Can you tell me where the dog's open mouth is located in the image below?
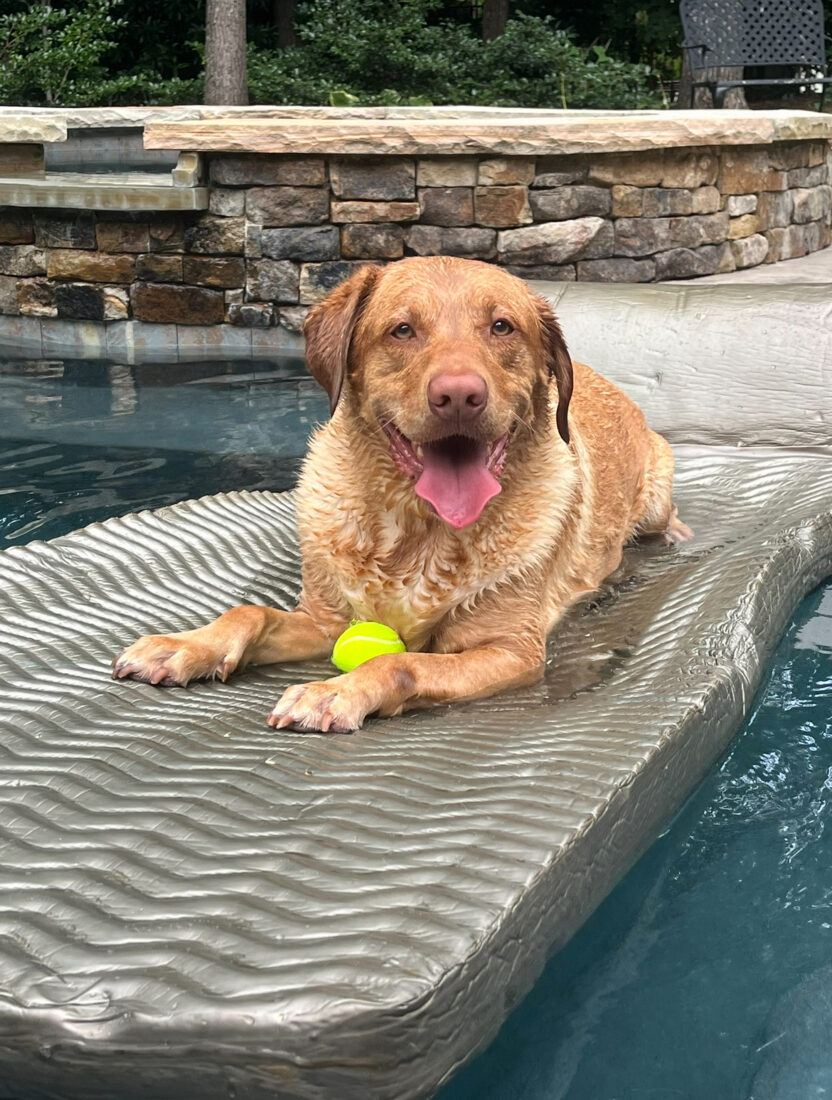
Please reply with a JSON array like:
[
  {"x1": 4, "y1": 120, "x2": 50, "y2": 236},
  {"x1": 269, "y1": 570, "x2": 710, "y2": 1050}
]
[{"x1": 382, "y1": 423, "x2": 510, "y2": 529}]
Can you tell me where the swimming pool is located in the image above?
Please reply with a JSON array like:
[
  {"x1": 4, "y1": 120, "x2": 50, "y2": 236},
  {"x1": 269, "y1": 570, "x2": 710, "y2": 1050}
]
[
  {"x1": 1, "y1": 357, "x2": 830, "y2": 1099},
  {"x1": 0, "y1": 356, "x2": 328, "y2": 548}
]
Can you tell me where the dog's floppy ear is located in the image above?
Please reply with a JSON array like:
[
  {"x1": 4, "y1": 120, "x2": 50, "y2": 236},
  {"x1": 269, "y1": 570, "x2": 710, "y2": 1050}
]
[
  {"x1": 534, "y1": 295, "x2": 573, "y2": 446},
  {"x1": 303, "y1": 264, "x2": 380, "y2": 414}
]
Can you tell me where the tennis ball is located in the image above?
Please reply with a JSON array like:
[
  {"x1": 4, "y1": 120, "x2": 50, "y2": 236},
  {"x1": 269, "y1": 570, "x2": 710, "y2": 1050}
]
[{"x1": 332, "y1": 621, "x2": 406, "y2": 672}]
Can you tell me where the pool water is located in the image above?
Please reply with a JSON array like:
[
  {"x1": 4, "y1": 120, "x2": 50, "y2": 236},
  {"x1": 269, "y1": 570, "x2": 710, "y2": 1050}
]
[
  {"x1": 2, "y1": 358, "x2": 831, "y2": 1099},
  {"x1": 438, "y1": 585, "x2": 832, "y2": 1100},
  {"x1": 0, "y1": 356, "x2": 328, "y2": 548}
]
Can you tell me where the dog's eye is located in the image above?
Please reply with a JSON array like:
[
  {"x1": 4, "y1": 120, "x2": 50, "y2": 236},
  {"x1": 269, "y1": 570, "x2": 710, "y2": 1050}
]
[
  {"x1": 390, "y1": 322, "x2": 415, "y2": 340},
  {"x1": 491, "y1": 319, "x2": 514, "y2": 336}
]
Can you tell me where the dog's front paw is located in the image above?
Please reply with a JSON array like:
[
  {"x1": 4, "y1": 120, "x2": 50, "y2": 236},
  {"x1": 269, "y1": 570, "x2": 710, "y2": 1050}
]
[
  {"x1": 267, "y1": 677, "x2": 372, "y2": 733},
  {"x1": 664, "y1": 515, "x2": 694, "y2": 546},
  {"x1": 112, "y1": 633, "x2": 236, "y2": 687}
]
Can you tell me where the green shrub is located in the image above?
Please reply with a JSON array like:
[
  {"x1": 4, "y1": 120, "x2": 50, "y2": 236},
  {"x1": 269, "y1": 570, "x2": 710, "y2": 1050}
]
[
  {"x1": 0, "y1": 0, "x2": 124, "y2": 105},
  {"x1": 247, "y1": 2, "x2": 659, "y2": 109},
  {"x1": 477, "y1": 16, "x2": 657, "y2": 109},
  {"x1": 0, "y1": 0, "x2": 659, "y2": 109},
  {"x1": 79, "y1": 72, "x2": 203, "y2": 107},
  {"x1": 247, "y1": 0, "x2": 479, "y2": 106},
  {"x1": 0, "y1": 0, "x2": 201, "y2": 106}
]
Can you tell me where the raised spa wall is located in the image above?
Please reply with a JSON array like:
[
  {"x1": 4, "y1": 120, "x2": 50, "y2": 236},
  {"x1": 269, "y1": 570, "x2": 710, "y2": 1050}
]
[{"x1": 1, "y1": 108, "x2": 831, "y2": 355}]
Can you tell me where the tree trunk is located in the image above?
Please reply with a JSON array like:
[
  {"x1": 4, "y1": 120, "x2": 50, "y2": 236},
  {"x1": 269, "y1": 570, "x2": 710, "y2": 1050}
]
[
  {"x1": 204, "y1": 0, "x2": 248, "y2": 106},
  {"x1": 677, "y1": 50, "x2": 695, "y2": 108},
  {"x1": 274, "y1": 0, "x2": 297, "y2": 49},
  {"x1": 677, "y1": 50, "x2": 748, "y2": 108},
  {"x1": 482, "y1": 0, "x2": 509, "y2": 41}
]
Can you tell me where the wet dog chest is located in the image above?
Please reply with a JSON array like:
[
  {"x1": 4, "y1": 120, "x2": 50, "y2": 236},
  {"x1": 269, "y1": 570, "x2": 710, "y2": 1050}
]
[{"x1": 328, "y1": 527, "x2": 492, "y2": 645}]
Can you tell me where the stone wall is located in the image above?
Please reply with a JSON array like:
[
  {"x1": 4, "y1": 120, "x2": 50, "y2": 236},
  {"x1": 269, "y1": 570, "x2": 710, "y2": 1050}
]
[{"x1": 0, "y1": 140, "x2": 830, "y2": 338}]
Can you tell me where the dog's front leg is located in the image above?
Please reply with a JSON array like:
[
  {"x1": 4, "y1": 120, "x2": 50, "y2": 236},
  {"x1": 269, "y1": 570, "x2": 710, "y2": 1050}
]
[
  {"x1": 268, "y1": 642, "x2": 544, "y2": 733},
  {"x1": 113, "y1": 605, "x2": 335, "y2": 687}
]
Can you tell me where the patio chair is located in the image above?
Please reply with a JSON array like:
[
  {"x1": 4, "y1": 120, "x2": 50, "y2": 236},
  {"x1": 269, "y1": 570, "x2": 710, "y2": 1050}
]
[{"x1": 680, "y1": 0, "x2": 832, "y2": 108}]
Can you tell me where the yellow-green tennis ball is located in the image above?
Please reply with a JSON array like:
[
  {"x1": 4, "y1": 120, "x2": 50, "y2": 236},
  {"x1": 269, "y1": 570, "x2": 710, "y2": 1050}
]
[{"x1": 331, "y1": 621, "x2": 406, "y2": 672}]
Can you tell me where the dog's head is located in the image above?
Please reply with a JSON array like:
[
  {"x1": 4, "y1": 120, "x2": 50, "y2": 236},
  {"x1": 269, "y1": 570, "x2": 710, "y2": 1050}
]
[{"x1": 303, "y1": 256, "x2": 573, "y2": 529}]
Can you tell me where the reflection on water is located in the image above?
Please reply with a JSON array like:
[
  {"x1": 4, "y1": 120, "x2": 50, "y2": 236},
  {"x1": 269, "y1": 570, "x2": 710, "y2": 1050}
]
[
  {"x1": 437, "y1": 582, "x2": 832, "y2": 1100},
  {"x1": 0, "y1": 356, "x2": 327, "y2": 456},
  {"x1": 0, "y1": 439, "x2": 304, "y2": 547},
  {"x1": 0, "y1": 357, "x2": 327, "y2": 548}
]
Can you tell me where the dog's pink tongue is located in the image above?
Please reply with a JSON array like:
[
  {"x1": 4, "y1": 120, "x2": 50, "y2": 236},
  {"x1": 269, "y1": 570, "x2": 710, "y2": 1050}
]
[{"x1": 415, "y1": 441, "x2": 501, "y2": 528}]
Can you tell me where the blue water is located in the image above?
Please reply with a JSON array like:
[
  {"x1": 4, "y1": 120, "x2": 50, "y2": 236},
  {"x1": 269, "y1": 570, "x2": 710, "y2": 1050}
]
[
  {"x1": 0, "y1": 356, "x2": 329, "y2": 548},
  {"x1": 2, "y1": 357, "x2": 831, "y2": 1099},
  {"x1": 438, "y1": 586, "x2": 832, "y2": 1100}
]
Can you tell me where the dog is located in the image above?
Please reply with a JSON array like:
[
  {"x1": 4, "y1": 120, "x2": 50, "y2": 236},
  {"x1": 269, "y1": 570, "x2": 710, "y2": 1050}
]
[{"x1": 113, "y1": 256, "x2": 691, "y2": 732}]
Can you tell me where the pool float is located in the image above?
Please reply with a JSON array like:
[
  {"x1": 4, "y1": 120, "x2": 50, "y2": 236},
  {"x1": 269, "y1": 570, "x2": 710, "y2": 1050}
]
[{"x1": 0, "y1": 282, "x2": 830, "y2": 1099}]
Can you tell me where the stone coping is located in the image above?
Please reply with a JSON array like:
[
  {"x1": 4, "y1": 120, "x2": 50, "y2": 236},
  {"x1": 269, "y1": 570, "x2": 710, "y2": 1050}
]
[
  {"x1": 143, "y1": 110, "x2": 832, "y2": 157},
  {"x1": 0, "y1": 105, "x2": 637, "y2": 129},
  {"x1": 0, "y1": 114, "x2": 66, "y2": 143},
  {"x1": 2, "y1": 106, "x2": 828, "y2": 155},
  {"x1": 0, "y1": 171, "x2": 208, "y2": 212}
]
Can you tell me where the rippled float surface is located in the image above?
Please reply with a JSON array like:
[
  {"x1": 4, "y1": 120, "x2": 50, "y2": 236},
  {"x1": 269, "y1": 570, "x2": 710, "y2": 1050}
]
[{"x1": 439, "y1": 584, "x2": 832, "y2": 1100}]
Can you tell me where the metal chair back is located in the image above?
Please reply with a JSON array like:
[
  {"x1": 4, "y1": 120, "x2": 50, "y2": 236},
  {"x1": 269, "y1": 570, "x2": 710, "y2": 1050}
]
[{"x1": 680, "y1": 0, "x2": 829, "y2": 75}]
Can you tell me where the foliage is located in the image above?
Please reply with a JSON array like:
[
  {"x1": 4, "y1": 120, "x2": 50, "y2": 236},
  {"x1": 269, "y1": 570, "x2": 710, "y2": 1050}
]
[
  {"x1": 247, "y1": 3, "x2": 659, "y2": 109},
  {"x1": 0, "y1": 0, "x2": 661, "y2": 108},
  {"x1": 98, "y1": 0, "x2": 203, "y2": 81},
  {"x1": 522, "y1": 0, "x2": 683, "y2": 82},
  {"x1": 0, "y1": 0, "x2": 204, "y2": 105},
  {"x1": 0, "y1": 0, "x2": 124, "y2": 105},
  {"x1": 476, "y1": 14, "x2": 657, "y2": 108},
  {"x1": 247, "y1": 0, "x2": 479, "y2": 106}
]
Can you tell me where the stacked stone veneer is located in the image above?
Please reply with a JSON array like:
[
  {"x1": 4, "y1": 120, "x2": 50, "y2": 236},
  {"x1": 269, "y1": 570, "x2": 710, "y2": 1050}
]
[{"x1": 0, "y1": 140, "x2": 830, "y2": 332}]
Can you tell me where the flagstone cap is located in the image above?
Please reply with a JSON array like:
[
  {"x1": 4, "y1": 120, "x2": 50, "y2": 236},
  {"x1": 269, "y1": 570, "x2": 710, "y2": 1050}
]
[
  {"x1": 0, "y1": 113, "x2": 66, "y2": 144},
  {"x1": 142, "y1": 109, "x2": 832, "y2": 157}
]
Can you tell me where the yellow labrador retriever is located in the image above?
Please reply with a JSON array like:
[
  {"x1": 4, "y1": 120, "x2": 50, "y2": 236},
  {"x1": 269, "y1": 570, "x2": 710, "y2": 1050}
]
[{"x1": 113, "y1": 257, "x2": 690, "y2": 731}]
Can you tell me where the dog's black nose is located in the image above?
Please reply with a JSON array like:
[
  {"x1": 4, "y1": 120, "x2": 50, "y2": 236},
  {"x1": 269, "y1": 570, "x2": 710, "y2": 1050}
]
[{"x1": 427, "y1": 371, "x2": 488, "y2": 423}]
